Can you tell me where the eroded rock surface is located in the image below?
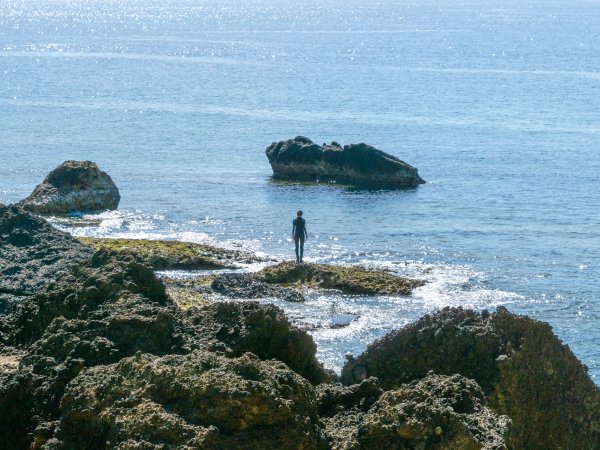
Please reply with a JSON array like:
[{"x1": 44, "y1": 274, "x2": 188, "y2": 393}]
[
  {"x1": 341, "y1": 307, "x2": 600, "y2": 449},
  {"x1": 18, "y1": 160, "x2": 120, "y2": 215},
  {"x1": 266, "y1": 136, "x2": 425, "y2": 188},
  {"x1": 345, "y1": 374, "x2": 512, "y2": 450},
  {"x1": 43, "y1": 351, "x2": 329, "y2": 450}
]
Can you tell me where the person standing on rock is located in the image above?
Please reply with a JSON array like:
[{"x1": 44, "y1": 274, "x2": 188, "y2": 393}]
[{"x1": 292, "y1": 210, "x2": 308, "y2": 263}]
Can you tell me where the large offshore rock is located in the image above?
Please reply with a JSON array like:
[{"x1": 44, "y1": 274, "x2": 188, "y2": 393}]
[
  {"x1": 265, "y1": 136, "x2": 425, "y2": 188},
  {"x1": 42, "y1": 351, "x2": 328, "y2": 450},
  {"x1": 18, "y1": 160, "x2": 120, "y2": 215},
  {"x1": 341, "y1": 307, "x2": 600, "y2": 449}
]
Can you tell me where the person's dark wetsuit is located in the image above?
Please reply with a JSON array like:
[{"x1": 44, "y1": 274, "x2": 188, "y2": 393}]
[{"x1": 292, "y1": 216, "x2": 308, "y2": 262}]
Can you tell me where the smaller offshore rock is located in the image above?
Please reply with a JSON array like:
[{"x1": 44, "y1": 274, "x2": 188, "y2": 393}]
[
  {"x1": 344, "y1": 374, "x2": 512, "y2": 450},
  {"x1": 43, "y1": 351, "x2": 329, "y2": 450},
  {"x1": 265, "y1": 136, "x2": 425, "y2": 188},
  {"x1": 211, "y1": 273, "x2": 305, "y2": 302},
  {"x1": 18, "y1": 160, "x2": 120, "y2": 215},
  {"x1": 257, "y1": 261, "x2": 425, "y2": 296}
]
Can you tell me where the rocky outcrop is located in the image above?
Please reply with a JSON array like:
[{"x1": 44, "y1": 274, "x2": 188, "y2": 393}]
[
  {"x1": 18, "y1": 160, "x2": 120, "y2": 215},
  {"x1": 43, "y1": 351, "x2": 329, "y2": 450},
  {"x1": 265, "y1": 136, "x2": 425, "y2": 188},
  {"x1": 2, "y1": 204, "x2": 599, "y2": 450},
  {"x1": 0, "y1": 205, "x2": 330, "y2": 448},
  {"x1": 79, "y1": 237, "x2": 267, "y2": 270},
  {"x1": 0, "y1": 204, "x2": 93, "y2": 314},
  {"x1": 341, "y1": 307, "x2": 600, "y2": 449},
  {"x1": 257, "y1": 261, "x2": 426, "y2": 296}
]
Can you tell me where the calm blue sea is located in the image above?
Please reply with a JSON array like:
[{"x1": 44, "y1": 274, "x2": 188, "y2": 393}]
[{"x1": 1, "y1": 0, "x2": 599, "y2": 379}]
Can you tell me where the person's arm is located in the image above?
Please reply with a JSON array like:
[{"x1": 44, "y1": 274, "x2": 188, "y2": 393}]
[
  {"x1": 292, "y1": 220, "x2": 296, "y2": 237},
  {"x1": 304, "y1": 220, "x2": 308, "y2": 239}
]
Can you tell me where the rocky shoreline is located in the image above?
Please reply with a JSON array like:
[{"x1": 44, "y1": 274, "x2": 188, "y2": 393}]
[{"x1": 1, "y1": 203, "x2": 599, "y2": 449}]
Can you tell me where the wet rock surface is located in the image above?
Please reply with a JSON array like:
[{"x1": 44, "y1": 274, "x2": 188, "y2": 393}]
[
  {"x1": 211, "y1": 272, "x2": 305, "y2": 302},
  {"x1": 341, "y1": 306, "x2": 600, "y2": 449},
  {"x1": 79, "y1": 237, "x2": 267, "y2": 270},
  {"x1": 257, "y1": 261, "x2": 426, "y2": 296},
  {"x1": 266, "y1": 136, "x2": 425, "y2": 188},
  {"x1": 18, "y1": 160, "x2": 120, "y2": 215}
]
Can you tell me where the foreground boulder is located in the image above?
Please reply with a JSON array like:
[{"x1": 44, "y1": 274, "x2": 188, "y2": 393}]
[
  {"x1": 344, "y1": 374, "x2": 511, "y2": 450},
  {"x1": 43, "y1": 351, "x2": 328, "y2": 450},
  {"x1": 265, "y1": 136, "x2": 425, "y2": 188},
  {"x1": 341, "y1": 307, "x2": 600, "y2": 449},
  {"x1": 18, "y1": 160, "x2": 120, "y2": 215},
  {"x1": 257, "y1": 261, "x2": 426, "y2": 296}
]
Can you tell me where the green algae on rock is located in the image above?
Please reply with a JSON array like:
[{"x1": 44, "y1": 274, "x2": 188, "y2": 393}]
[
  {"x1": 43, "y1": 351, "x2": 329, "y2": 450},
  {"x1": 78, "y1": 236, "x2": 265, "y2": 270},
  {"x1": 256, "y1": 261, "x2": 426, "y2": 296},
  {"x1": 341, "y1": 307, "x2": 600, "y2": 449}
]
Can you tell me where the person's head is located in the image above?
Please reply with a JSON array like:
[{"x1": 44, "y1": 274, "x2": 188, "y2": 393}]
[{"x1": 297, "y1": 210, "x2": 303, "y2": 217}]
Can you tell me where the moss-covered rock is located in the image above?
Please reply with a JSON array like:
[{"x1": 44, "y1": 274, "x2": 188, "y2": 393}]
[
  {"x1": 43, "y1": 351, "x2": 329, "y2": 450},
  {"x1": 256, "y1": 261, "x2": 425, "y2": 296},
  {"x1": 341, "y1": 307, "x2": 600, "y2": 449},
  {"x1": 78, "y1": 237, "x2": 265, "y2": 270}
]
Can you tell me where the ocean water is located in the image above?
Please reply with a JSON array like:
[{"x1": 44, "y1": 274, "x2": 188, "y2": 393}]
[{"x1": 1, "y1": 0, "x2": 599, "y2": 379}]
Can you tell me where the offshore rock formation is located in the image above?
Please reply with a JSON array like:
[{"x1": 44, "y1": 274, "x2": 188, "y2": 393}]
[
  {"x1": 265, "y1": 136, "x2": 425, "y2": 188},
  {"x1": 341, "y1": 307, "x2": 600, "y2": 449},
  {"x1": 18, "y1": 160, "x2": 120, "y2": 215},
  {"x1": 79, "y1": 237, "x2": 267, "y2": 270}
]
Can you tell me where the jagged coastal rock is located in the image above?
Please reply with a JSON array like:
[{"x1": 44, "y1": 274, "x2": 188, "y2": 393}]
[
  {"x1": 341, "y1": 306, "x2": 600, "y2": 449},
  {"x1": 1, "y1": 204, "x2": 599, "y2": 449},
  {"x1": 265, "y1": 136, "x2": 425, "y2": 188},
  {"x1": 18, "y1": 160, "x2": 120, "y2": 215}
]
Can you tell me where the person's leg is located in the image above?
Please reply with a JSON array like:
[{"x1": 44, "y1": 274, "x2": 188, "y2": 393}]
[
  {"x1": 299, "y1": 237, "x2": 305, "y2": 262},
  {"x1": 294, "y1": 237, "x2": 300, "y2": 262}
]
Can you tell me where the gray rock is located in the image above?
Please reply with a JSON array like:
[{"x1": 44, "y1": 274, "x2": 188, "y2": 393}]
[
  {"x1": 18, "y1": 160, "x2": 120, "y2": 215},
  {"x1": 265, "y1": 136, "x2": 425, "y2": 188},
  {"x1": 211, "y1": 272, "x2": 305, "y2": 302}
]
